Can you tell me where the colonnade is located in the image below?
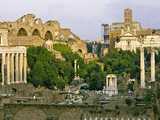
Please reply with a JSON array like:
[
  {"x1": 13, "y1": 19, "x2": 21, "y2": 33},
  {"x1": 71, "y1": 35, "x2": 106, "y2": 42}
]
[
  {"x1": 83, "y1": 116, "x2": 150, "y2": 120},
  {"x1": 140, "y1": 47, "x2": 155, "y2": 88},
  {"x1": 1, "y1": 51, "x2": 27, "y2": 85}
]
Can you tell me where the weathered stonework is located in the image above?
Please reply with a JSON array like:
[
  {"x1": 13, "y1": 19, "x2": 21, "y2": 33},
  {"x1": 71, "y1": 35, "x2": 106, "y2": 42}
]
[
  {"x1": 2, "y1": 104, "x2": 153, "y2": 120},
  {"x1": 0, "y1": 14, "x2": 87, "y2": 55}
]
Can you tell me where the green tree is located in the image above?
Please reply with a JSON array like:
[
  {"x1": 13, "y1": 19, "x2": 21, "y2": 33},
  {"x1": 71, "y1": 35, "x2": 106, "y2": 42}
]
[
  {"x1": 27, "y1": 45, "x2": 106, "y2": 90},
  {"x1": 27, "y1": 47, "x2": 65, "y2": 89},
  {"x1": 80, "y1": 62, "x2": 105, "y2": 90},
  {"x1": 102, "y1": 49, "x2": 139, "y2": 79},
  {"x1": 53, "y1": 44, "x2": 84, "y2": 83}
]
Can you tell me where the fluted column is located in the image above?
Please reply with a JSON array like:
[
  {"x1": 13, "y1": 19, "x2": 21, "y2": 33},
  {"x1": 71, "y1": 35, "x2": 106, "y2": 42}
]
[
  {"x1": 74, "y1": 59, "x2": 77, "y2": 77},
  {"x1": 23, "y1": 53, "x2": 27, "y2": 83},
  {"x1": 7, "y1": 53, "x2": 10, "y2": 85},
  {"x1": 15, "y1": 53, "x2": 19, "y2": 83},
  {"x1": 19, "y1": 53, "x2": 23, "y2": 83},
  {"x1": 151, "y1": 48, "x2": 155, "y2": 82},
  {"x1": 10, "y1": 53, "x2": 15, "y2": 84},
  {"x1": 140, "y1": 47, "x2": 145, "y2": 88},
  {"x1": 1, "y1": 53, "x2": 6, "y2": 85}
]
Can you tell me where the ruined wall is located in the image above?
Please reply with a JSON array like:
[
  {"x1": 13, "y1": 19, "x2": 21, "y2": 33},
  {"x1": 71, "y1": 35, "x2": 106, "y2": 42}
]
[
  {"x1": 0, "y1": 14, "x2": 87, "y2": 55},
  {"x1": 2, "y1": 104, "x2": 153, "y2": 120}
]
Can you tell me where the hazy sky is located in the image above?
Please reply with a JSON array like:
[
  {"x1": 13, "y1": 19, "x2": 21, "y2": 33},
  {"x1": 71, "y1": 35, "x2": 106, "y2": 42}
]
[{"x1": 0, "y1": 0, "x2": 160, "y2": 40}]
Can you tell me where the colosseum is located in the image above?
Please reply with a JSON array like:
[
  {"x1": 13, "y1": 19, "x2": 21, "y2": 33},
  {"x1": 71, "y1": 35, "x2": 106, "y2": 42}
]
[{"x1": 0, "y1": 14, "x2": 87, "y2": 54}]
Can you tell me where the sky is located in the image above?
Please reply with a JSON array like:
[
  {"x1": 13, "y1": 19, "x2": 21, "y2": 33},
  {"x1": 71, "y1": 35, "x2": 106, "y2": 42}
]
[{"x1": 0, "y1": 0, "x2": 160, "y2": 40}]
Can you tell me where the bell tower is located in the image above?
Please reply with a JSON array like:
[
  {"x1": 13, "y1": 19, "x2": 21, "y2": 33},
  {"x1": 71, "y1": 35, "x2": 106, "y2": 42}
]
[{"x1": 124, "y1": 8, "x2": 133, "y2": 24}]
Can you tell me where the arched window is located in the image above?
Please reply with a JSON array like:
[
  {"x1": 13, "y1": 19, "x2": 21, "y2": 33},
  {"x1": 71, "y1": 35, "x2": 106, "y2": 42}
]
[
  {"x1": 17, "y1": 28, "x2": 28, "y2": 36},
  {"x1": 45, "y1": 31, "x2": 53, "y2": 40},
  {"x1": 32, "y1": 29, "x2": 40, "y2": 37}
]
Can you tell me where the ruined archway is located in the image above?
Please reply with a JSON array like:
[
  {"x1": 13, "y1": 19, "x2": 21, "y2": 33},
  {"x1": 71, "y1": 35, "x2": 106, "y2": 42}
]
[
  {"x1": 17, "y1": 28, "x2": 28, "y2": 36},
  {"x1": 32, "y1": 29, "x2": 41, "y2": 37},
  {"x1": 45, "y1": 31, "x2": 53, "y2": 40}
]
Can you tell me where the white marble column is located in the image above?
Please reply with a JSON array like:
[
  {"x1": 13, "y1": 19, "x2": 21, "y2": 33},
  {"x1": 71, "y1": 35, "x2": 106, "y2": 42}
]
[
  {"x1": 15, "y1": 53, "x2": 19, "y2": 83},
  {"x1": 140, "y1": 47, "x2": 145, "y2": 88},
  {"x1": 23, "y1": 53, "x2": 27, "y2": 83},
  {"x1": 10, "y1": 53, "x2": 15, "y2": 84},
  {"x1": 151, "y1": 48, "x2": 155, "y2": 82},
  {"x1": 74, "y1": 59, "x2": 77, "y2": 77},
  {"x1": 19, "y1": 53, "x2": 23, "y2": 83},
  {"x1": 1, "y1": 53, "x2": 6, "y2": 85},
  {"x1": 7, "y1": 53, "x2": 10, "y2": 85}
]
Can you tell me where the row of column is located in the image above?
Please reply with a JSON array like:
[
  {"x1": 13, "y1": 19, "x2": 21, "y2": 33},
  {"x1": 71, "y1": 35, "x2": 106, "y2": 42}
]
[
  {"x1": 140, "y1": 47, "x2": 155, "y2": 88},
  {"x1": 83, "y1": 116, "x2": 149, "y2": 120},
  {"x1": 1, "y1": 53, "x2": 27, "y2": 85}
]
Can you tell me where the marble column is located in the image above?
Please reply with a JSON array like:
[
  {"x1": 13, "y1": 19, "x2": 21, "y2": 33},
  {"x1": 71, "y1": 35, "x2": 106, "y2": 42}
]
[
  {"x1": 140, "y1": 47, "x2": 145, "y2": 88},
  {"x1": 19, "y1": 53, "x2": 23, "y2": 83},
  {"x1": 7, "y1": 53, "x2": 10, "y2": 85},
  {"x1": 15, "y1": 53, "x2": 19, "y2": 83},
  {"x1": 10, "y1": 53, "x2": 15, "y2": 84},
  {"x1": 1, "y1": 53, "x2": 6, "y2": 85},
  {"x1": 151, "y1": 48, "x2": 155, "y2": 82},
  {"x1": 74, "y1": 59, "x2": 77, "y2": 77},
  {"x1": 23, "y1": 53, "x2": 27, "y2": 83}
]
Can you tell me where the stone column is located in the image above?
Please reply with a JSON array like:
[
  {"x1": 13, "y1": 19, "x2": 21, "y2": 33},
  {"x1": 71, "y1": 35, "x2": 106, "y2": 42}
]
[
  {"x1": 7, "y1": 53, "x2": 10, "y2": 85},
  {"x1": 74, "y1": 59, "x2": 77, "y2": 77},
  {"x1": 140, "y1": 47, "x2": 145, "y2": 88},
  {"x1": 151, "y1": 48, "x2": 155, "y2": 82},
  {"x1": 23, "y1": 53, "x2": 27, "y2": 83},
  {"x1": 19, "y1": 53, "x2": 23, "y2": 83},
  {"x1": 15, "y1": 53, "x2": 19, "y2": 83},
  {"x1": 1, "y1": 53, "x2": 6, "y2": 85},
  {"x1": 114, "y1": 77, "x2": 117, "y2": 89},
  {"x1": 115, "y1": 77, "x2": 118, "y2": 94},
  {"x1": 10, "y1": 53, "x2": 15, "y2": 84}
]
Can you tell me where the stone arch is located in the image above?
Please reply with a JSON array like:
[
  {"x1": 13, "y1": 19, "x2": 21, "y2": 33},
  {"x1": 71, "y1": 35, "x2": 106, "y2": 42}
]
[
  {"x1": 17, "y1": 28, "x2": 28, "y2": 36},
  {"x1": 13, "y1": 107, "x2": 47, "y2": 120},
  {"x1": 45, "y1": 31, "x2": 53, "y2": 40},
  {"x1": 32, "y1": 29, "x2": 41, "y2": 37}
]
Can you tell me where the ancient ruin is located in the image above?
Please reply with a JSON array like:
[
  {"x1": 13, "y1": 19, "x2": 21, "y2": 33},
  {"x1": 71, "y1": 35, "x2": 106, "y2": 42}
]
[{"x1": 0, "y1": 14, "x2": 87, "y2": 55}]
